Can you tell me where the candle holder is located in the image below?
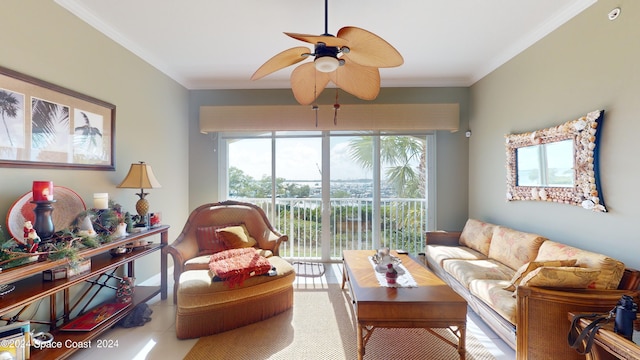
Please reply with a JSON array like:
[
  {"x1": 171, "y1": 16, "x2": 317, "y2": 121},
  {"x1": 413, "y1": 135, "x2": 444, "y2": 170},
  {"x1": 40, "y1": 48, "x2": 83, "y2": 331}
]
[{"x1": 31, "y1": 200, "x2": 57, "y2": 242}]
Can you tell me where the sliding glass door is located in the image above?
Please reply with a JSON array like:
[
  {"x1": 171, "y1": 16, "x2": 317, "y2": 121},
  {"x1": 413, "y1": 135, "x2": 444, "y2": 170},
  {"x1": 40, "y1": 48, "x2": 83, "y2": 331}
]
[{"x1": 221, "y1": 131, "x2": 434, "y2": 261}]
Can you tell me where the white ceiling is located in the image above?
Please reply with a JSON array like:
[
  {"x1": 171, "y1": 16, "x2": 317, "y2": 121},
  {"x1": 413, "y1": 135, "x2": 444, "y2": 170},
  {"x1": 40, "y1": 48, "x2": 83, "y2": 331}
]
[{"x1": 55, "y1": 0, "x2": 596, "y2": 90}]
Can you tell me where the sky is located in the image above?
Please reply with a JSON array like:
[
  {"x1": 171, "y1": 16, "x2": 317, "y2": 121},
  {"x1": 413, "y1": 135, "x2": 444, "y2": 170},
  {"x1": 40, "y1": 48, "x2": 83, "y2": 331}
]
[{"x1": 228, "y1": 136, "x2": 371, "y2": 181}]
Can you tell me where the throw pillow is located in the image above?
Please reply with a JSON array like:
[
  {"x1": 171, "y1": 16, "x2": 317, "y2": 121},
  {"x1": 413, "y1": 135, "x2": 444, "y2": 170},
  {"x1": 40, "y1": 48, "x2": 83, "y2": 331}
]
[
  {"x1": 216, "y1": 224, "x2": 257, "y2": 249},
  {"x1": 504, "y1": 259, "x2": 577, "y2": 291},
  {"x1": 196, "y1": 225, "x2": 232, "y2": 255},
  {"x1": 519, "y1": 266, "x2": 600, "y2": 288}
]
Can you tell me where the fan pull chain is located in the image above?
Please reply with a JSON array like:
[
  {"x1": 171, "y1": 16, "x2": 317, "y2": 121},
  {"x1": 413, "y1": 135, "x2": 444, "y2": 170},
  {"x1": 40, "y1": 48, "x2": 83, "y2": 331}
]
[
  {"x1": 333, "y1": 89, "x2": 340, "y2": 125},
  {"x1": 312, "y1": 104, "x2": 319, "y2": 127},
  {"x1": 312, "y1": 71, "x2": 319, "y2": 127}
]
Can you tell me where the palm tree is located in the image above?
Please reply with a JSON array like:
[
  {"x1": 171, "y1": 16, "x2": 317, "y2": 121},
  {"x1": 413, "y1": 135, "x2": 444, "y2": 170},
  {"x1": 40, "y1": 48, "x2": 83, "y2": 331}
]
[
  {"x1": 31, "y1": 98, "x2": 69, "y2": 149},
  {"x1": 347, "y1": 136, "x2": 426, "y2": 198},
  {"x1": 74, "y1": 111, "x2": 103, "y2": 154},
  {"x1": 0, "y1": 90, "x2": 19, "y2": 147}
]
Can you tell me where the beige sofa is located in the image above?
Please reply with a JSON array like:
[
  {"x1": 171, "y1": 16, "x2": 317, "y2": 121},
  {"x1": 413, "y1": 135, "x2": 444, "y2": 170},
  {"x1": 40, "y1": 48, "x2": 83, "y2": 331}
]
[
  {"x1": 425, "y1": 219, "x2": 638, "y2": 360},
  {"x1": 167, "y1": 201, "x2": 296, "y2": 339}
]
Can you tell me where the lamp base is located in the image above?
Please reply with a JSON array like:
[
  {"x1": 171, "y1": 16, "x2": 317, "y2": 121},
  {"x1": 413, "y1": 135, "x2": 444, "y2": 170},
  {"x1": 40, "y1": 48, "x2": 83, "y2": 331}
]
[
  {"x1": 134, "y1": 197, "x2": 149, "y2": 228},
  {"x1": 135, "y1": 198, "x2": 149, "y2": 218}
]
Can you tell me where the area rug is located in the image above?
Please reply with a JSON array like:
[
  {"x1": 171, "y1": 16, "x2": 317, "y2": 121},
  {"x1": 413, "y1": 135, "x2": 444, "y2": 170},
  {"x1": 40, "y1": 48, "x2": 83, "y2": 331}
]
[{"x1": 184, "y1": 284, "x2": 496, "y2": 360}]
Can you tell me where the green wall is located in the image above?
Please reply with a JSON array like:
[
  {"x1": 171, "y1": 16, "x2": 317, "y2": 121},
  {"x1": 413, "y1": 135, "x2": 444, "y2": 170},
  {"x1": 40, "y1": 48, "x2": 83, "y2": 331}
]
[
  {"x1": 469, "y1": 0, "x2": 640, "y2": 269},
  {"x1": 0, "y1": 0, "x2": 190, "y2": 282},
  {"x1": 188, "y1": 87, "x2": 470, "y2": 231}
]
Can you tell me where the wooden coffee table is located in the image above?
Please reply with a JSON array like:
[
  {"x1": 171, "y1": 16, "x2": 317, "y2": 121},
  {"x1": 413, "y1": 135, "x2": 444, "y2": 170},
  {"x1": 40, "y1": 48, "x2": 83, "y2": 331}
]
[{"x1": 341, "y1": 250, "x2": 467, "y2": 359}]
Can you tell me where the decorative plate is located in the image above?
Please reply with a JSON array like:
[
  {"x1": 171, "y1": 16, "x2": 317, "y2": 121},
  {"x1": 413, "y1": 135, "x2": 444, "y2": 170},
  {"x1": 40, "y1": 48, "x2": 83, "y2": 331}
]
[{"x1": 6, "y1": 186, "x2": 87, "y2": 243}]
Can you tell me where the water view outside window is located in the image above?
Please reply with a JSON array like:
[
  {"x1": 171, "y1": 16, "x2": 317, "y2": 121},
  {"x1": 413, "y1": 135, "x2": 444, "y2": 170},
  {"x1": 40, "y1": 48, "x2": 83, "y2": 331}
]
[
  {"x1": 516, "y1": 139, "x2": 573, "y2": 187},
  {"x1": 224, "y1": 132, "x2": 430, "y2": 261}
]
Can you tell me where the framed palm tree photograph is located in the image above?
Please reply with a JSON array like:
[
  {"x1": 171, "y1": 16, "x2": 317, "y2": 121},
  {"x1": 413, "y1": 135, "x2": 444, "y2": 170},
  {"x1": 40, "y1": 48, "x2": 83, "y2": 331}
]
[{"x1": 0, "y1": 66, "x2": 115, "y2": 170}]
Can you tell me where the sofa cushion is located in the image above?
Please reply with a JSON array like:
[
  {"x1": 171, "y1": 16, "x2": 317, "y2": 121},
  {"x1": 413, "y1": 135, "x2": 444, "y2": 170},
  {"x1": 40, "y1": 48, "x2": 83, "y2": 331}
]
[
  {"x1": 534, "y1": 240, "x2": 625, "y2": 290},
  {"x1": 468, "y1": 279, "x2": 516, "y2": 325},
  {"x1": 488, "y1": 226, "x2": 547, "y2": 270},
  {"x1": 459, "y1": 219, "x2": 495, "y2": 256},
  {"x1": 504, "y1": 259, "x2": 578, "y2": 291},
  {"x1": 442, "y1": 259, "x2": 515, "y2": 288},
  {"x1": 425, "y1": 244, "x2": 487, "y2": 267},
  {"x1": 519, "y1": 266, "x2": 601, "y2": 289},
  {"x1": 216, "y1": 224, "x2": 258, "y2": 249},
  {"x1": 196, "y1": 225, "x2": 230, "y2": 255}
]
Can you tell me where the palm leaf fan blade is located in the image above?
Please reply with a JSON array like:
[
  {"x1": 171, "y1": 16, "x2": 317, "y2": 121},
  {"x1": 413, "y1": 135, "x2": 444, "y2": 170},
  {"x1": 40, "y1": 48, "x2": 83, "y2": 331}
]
[
  {"x1": 284, "y1": 32, "x2": 348, "y2": 47},
  {"x1": 251, "y1": 46, "x2": 311, "y2": 80},
  {"x1": 337, "y1": 26, "x2": 403, "y2": 68},
  {"x1": 291, "y1": 62, "x2": 330, "y2": 105},
  {"x1": 330, "y1": 61, "x2": 380, "y2": 100}
]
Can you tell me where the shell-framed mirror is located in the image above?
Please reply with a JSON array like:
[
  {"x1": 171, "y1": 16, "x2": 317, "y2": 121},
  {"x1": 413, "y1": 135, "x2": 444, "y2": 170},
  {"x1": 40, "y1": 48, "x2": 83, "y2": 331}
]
[{"x1": 505, "y1": 110, "x2": 606, "y2": 212}]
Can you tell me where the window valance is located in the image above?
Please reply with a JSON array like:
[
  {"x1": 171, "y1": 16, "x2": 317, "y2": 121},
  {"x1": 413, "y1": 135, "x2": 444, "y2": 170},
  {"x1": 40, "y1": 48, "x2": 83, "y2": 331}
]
[{"x1": 199, "y1": 103, "x2": 459, "y2": 133}]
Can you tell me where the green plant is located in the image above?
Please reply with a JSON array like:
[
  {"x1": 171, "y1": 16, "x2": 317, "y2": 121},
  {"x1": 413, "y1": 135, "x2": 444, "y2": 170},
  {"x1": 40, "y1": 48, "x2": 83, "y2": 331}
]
[{"x1": 47, "y1": 242, "x2": 81, "y2": 267}]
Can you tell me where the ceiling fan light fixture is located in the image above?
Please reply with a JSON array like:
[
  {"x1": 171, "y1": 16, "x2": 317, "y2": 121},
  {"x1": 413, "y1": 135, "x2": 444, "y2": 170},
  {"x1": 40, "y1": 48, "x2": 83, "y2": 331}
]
[{"x1": 315, "y1": 56, "x2": 339, "y2": 72}]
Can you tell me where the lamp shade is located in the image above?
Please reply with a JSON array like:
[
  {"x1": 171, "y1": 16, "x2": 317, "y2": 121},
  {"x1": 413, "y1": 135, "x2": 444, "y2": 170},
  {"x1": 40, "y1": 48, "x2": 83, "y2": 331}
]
[{"x1": 117, "y1": 162, "x2": 161, "y2": 189}]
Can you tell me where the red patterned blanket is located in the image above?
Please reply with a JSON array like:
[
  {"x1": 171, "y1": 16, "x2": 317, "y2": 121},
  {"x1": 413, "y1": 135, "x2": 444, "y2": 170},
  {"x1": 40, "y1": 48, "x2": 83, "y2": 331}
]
[{"x1": 209, "y1": 248, "x2": 271, "y2": 287}]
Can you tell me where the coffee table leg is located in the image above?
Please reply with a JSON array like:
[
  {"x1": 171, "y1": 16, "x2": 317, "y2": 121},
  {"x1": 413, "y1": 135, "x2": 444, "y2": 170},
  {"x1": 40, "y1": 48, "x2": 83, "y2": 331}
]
[
  {"x1": 357, "y1": 324, "x2": 364, "y2": 360},
  {"x1": 341, "y1": 264, "x2": 347, "y2": 289},
  {"x1": 458, "y1": 325, "x2": 466, "y2": 360}
]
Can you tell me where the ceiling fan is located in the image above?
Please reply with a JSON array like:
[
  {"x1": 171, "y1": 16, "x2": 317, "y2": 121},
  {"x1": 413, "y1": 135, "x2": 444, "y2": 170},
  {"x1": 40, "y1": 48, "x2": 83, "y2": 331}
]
[{"x1": 250, "y1": 0, "x2": 404, "y2": 105}]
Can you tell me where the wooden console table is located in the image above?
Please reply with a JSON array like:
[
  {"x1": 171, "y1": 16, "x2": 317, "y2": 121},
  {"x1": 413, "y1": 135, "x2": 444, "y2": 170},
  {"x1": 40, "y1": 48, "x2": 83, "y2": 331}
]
[
  {"x1": 570, "y1": 312, "x2": 640, "y2": 360},
  {"x1": 0, "y1": 225, "x2": 169, "y2": 360}
]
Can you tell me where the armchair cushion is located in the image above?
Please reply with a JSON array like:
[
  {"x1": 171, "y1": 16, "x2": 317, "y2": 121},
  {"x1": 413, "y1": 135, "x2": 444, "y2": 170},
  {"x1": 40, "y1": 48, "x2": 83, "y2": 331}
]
[{"x1": 216, "y1": 224, "x2": 257, "y2": 249}]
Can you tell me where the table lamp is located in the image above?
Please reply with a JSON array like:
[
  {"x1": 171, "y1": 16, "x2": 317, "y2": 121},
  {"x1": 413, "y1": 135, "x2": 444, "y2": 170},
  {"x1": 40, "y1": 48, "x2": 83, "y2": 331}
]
[{"x1": 117, "y1": 161, "x2": 161, "y2": 227}]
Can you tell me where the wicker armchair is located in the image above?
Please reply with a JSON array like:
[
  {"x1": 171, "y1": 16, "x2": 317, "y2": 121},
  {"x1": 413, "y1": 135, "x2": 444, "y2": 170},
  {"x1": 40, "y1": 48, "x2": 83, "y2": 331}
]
[{"x1": 167, "y1": 200, "x2": 288, "y2": 303}]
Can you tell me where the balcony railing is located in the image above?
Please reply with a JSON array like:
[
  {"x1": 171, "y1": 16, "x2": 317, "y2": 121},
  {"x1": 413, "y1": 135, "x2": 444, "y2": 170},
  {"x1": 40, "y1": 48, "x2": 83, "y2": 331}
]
[{"x1": 237, "y1": 198, "x2": 428, "y2": 261}]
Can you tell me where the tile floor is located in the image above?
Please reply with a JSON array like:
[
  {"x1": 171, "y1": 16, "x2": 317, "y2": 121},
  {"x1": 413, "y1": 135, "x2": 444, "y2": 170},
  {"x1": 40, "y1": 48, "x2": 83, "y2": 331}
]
[{"x1": 68, "y1": 263, "x2": 516, "y2": 359}]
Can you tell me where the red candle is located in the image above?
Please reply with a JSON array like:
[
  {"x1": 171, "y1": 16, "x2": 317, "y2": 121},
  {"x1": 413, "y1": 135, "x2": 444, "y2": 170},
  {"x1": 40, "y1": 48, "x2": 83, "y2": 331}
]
[{"x1": 32, "y1": 181, "x2": 54, "y2": 201}]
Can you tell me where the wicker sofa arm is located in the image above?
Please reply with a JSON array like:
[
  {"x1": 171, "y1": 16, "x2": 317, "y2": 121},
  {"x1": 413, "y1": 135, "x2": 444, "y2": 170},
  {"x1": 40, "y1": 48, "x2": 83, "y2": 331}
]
[
  {"x1": 425, "y1": 231, "x2": 462, "y2": 246},
  {"x1": 516, "y1": 286, "x2": 639, "y2": 360}
]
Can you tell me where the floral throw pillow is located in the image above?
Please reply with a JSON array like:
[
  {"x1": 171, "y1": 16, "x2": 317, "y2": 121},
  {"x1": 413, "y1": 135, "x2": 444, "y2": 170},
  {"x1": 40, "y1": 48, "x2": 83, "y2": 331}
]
[
  {"x1": 504, "y1": 259, "x2": 577, "y2": 291},
  {"x1": 519, "y1": 266, "x2": 600, "y2": 289}
]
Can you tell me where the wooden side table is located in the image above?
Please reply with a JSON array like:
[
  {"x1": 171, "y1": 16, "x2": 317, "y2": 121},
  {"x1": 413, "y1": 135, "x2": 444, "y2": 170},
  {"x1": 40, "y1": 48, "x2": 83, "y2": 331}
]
[{"x1": 569, "y1": 312, "x2": 640, "y2": 360}]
